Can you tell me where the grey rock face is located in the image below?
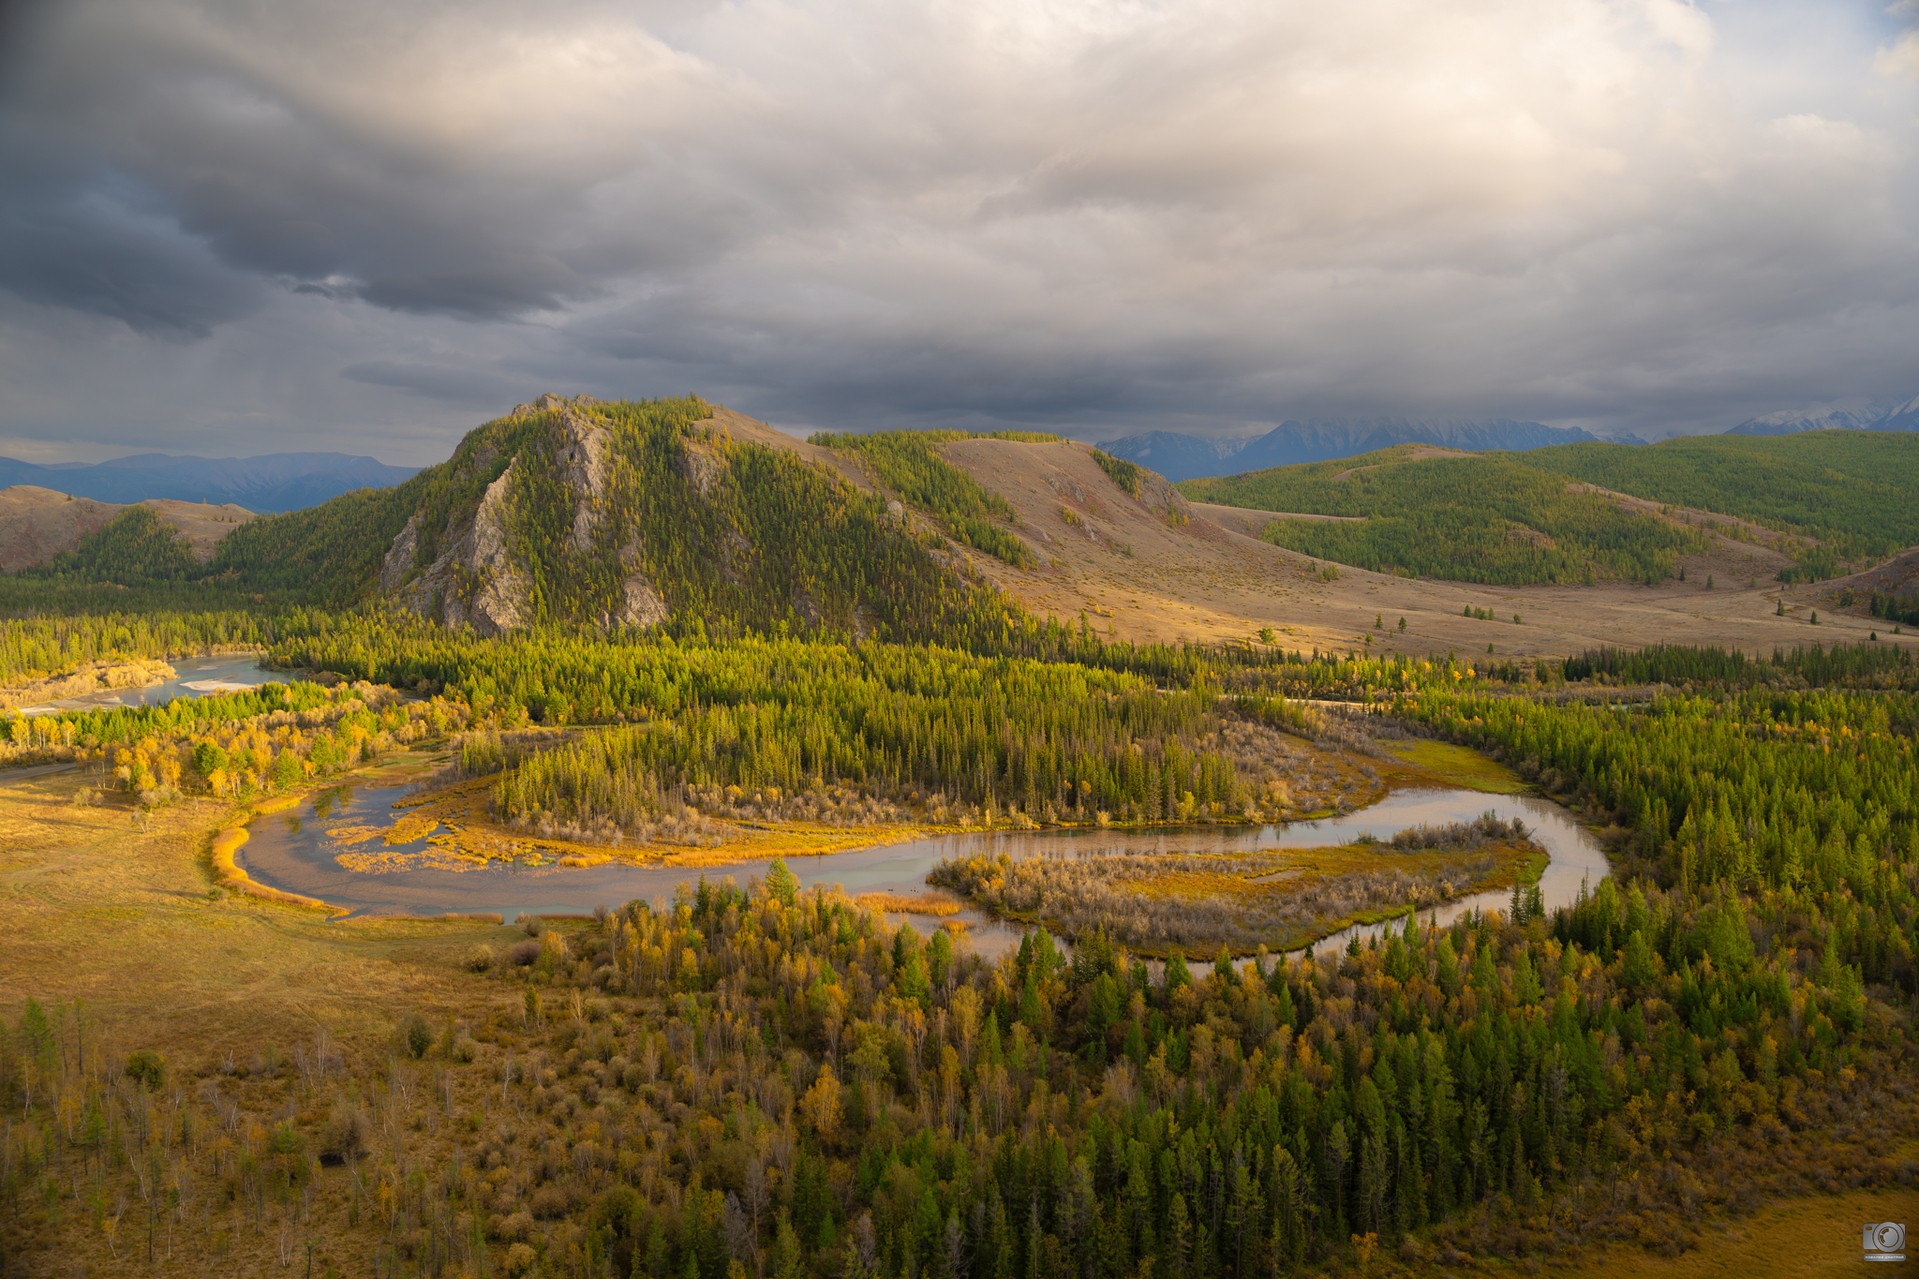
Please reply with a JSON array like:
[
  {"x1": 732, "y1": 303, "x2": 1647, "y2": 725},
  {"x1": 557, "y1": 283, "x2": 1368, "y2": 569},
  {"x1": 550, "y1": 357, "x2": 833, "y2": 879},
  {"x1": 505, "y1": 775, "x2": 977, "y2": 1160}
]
[
  {"x1": 378, "y1": 511, "x2": 422, "y2": 593},
  {"x1": 552, "y1": 408, "x2": 612, "y2": 554},
  {"x1": 382, "y1": 458, "x2": 529, "y2": 636},
  {"x1": 379, "y1": 400, "x2": 671, "y2": 635}
]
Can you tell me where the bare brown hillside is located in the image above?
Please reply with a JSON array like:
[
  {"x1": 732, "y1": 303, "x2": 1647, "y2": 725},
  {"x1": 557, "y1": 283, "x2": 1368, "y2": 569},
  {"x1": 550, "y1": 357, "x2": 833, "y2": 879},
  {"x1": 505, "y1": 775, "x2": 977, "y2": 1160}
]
[
  {"x1": 1824, "y1": 547, "x2": 1919, "y2": 616},
  {"x1": 921, "y1": 437, "x2": 1916, "y2": 659},
  {"x1": 0, "y1": 485, "x2": 254, "y2": 570},
  {"x1": 0, "y1": 487, "x2": 119, "y2": 570}
]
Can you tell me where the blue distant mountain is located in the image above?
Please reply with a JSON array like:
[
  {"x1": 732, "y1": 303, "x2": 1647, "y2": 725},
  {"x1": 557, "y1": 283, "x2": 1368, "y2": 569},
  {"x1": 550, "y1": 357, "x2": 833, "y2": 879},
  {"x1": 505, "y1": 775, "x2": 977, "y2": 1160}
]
[
  {"x1": 0, "y1": 451, "x2": 418, "y2": 513},
  {"x1": 1095, "y1": 417, "x2": 1603, "y2": 481},
  {"x1": 1726, "y1": 395, "x2": 1919, "y2": 436}
]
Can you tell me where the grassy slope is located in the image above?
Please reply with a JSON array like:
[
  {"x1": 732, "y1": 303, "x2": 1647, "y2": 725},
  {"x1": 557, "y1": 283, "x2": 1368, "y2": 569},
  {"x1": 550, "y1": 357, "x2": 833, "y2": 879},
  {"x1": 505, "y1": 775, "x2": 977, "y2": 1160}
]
[
  {"x1": 42, "y1": 506, "x2": 201, "y2": 582},
  {"x1": 811, "y1": 429, "x2": 1051, "y2": 567},
  {"x1": 1179, "y1": 432, "x2": 1919, "y2": 586},
  {"x1": 1180, "y1": 447, "x2": 1703, "y2": 585},
  {"x1": 1523, "y1": 431, "x2": 1919, "y2": 566}
]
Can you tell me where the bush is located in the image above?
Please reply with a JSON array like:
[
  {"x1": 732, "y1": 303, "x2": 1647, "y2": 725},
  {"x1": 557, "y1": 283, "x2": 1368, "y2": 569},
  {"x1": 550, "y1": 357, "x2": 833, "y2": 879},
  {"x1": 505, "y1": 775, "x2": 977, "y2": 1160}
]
[
  {"x1": 465, "y1": 944, "x2": 495, "y2": 972},
  {"x1": 401, "y1": 1012, "x2": 433, "y2": 1059},
  {"x1": 319, "y1": 1104, "x2": 369, "y2": 1166},
  {"x1": 125, "y1": 1049, "x2": 165, "y2": 1091}
]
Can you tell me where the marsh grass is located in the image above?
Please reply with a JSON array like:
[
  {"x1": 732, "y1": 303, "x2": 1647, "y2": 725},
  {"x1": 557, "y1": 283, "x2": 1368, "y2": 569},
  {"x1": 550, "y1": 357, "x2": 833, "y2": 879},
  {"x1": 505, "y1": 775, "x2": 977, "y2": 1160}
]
[
  {"x1": 1382, "y1": 737, "x2": 1531, "y2": 793},
  {"x1": 0, "y1": 765, "x2": 517, "y2": 1065},
  {"x1": 855, "y1": 891, "x2": 963, "y2": 917},
  {"x1": 930, "y1": 815, "x2": 1542, "y2": 956}
]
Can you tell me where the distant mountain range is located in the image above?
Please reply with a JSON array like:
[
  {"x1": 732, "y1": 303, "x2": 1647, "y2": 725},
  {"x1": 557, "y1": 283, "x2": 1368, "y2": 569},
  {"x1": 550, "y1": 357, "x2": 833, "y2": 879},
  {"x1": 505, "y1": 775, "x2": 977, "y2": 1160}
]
[
  {"x1": 1726, "y1": 395, "x2": 1919, "y2": 437},
  {"x1": 0, "y1": 452, "x2": 418, "y2": 513},
  {"x1": 1095, "y1": 418, "x2": 1603, "y2": 481},
  {"x1": 1097, "y1": 396, "x2": 1919, "y2": 480}
]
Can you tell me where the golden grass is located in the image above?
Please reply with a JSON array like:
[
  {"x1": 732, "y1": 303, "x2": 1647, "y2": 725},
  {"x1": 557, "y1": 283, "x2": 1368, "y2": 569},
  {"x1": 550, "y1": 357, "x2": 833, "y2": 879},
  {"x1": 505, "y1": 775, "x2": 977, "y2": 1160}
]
[
  {"x1": 370, "y1": 774, "x2": 956, "y2": 868},
  {"x1": 0, "y1": 767, "x2": 521, "y2": 1064},
  {"x1": 332, "y1": 844, "x2": 494, "y2": 874},
  {"x1": 208, "y1": 822, "x2": 341, "y2": 912},
  {"x1": 954, "y1": 833, "x2": 1547, "y2": 958},
  {"x1": 207, "y1": 824, "x2": 248, "y2": 879},
  {"x1": 0, "y1": 763, "x2": 542, "y2": 1277},
  {"x1": 1530, "y1": 1184, "x2": 1919, "y2": 1279},
  {"x1": 1128, "y1": 838, "x2": 1538, "y2": 905},
  {"x1": 856, "y1": 891, "x2": 963, "y2": 917}
]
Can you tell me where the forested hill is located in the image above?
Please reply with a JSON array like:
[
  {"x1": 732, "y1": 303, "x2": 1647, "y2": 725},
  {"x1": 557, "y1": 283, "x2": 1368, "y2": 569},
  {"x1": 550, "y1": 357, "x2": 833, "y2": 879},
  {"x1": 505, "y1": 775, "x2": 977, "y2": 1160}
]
[
  {"x1": 19, "y1": 394, "x2": 1137, "y2": 643},
  {"x1": 1181, "y1": 431, "x2": 1919, "y2": 586},
  {"x1": 202, "y1": 395, "x2": 1033, "y2": 640}
]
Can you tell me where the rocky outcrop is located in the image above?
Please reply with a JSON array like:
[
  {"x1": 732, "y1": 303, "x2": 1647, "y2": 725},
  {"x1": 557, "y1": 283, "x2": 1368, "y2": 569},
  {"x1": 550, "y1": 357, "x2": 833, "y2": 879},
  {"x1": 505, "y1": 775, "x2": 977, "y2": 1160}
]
[
  {"x1": 378, "y1": 512, "x2": 422, "y2": 593},
  {"x1": 616, "y1": 574, "x2": 668, "y2": 628},
  {"x1": 509, "y1": 391, "x2": 597, "y2": 419},
  {"x1": 383, "y1": 460, "x2": 531, "y2": 637},
  {"x1": 552, "y1": 407, "x2": 612, "y2": 554},
  {"x1": 677, "y1": 437, "x2": 724, "y2": 497},
  {"x1": 378, "y1": 398, "x2": 678, "y2": 635},
  {"x1": 457, "y1": 463, "x2": 531, "y2": 635}
]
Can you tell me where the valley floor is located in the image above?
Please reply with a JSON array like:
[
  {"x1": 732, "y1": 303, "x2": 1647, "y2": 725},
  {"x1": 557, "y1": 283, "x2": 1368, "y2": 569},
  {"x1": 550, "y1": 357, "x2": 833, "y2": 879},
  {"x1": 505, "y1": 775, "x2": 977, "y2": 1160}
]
[{"x1": 933, "y1": 437, "x2": 1918, "y2": 658}]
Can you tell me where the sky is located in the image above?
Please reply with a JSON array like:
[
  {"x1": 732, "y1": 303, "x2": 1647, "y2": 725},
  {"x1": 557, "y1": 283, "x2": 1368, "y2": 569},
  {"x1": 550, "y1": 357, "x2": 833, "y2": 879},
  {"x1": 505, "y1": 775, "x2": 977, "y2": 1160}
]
[{"x1": 0, "y1": 0, "x2": 1915, "y2": 464}]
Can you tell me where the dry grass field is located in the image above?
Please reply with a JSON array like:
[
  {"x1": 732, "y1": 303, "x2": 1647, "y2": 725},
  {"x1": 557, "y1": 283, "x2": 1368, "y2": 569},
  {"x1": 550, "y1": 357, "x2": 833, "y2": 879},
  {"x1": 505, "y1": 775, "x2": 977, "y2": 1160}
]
[
  {"x1": 0, "y1": 755, "x2": 511, "y2": 1063},
  {"x1": 1528, "y1": 1183, "x2": 1919, "y2": 1279},
  {"x1": 927, "y1": 436, "x2": 1917, "y2": 658}
]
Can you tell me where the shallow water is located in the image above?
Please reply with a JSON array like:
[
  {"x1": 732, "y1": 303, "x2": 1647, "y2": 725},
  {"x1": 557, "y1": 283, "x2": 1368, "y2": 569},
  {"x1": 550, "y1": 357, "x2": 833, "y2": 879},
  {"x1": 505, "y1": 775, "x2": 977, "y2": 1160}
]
[
  {"x1": 239, "y1": 781, "x2": 1609, "y2": 958},
  {"x1": 22, "y1": 654, "x2": 306, "y2": 716}
]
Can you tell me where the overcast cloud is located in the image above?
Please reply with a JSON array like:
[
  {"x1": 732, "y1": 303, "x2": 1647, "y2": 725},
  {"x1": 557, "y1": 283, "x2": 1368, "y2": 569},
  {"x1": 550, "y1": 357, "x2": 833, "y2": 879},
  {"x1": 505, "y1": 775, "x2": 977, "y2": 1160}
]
[{"x1": 0, "y1": 0, "x2": 1914, "y2": 462}]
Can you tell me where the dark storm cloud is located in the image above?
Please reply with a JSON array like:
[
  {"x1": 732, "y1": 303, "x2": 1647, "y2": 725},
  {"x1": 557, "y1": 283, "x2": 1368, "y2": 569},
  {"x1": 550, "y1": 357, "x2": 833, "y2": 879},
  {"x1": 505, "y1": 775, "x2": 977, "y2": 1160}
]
[
  {"x1": 0, "y1": 0, "x2": 783, "y2": 326},
  {"x1": 0, "y1": 0, "x2": 1914, "y2": 459},
  {"x1": 0, "y1": 186, "x2": 263, "y2": 338}
]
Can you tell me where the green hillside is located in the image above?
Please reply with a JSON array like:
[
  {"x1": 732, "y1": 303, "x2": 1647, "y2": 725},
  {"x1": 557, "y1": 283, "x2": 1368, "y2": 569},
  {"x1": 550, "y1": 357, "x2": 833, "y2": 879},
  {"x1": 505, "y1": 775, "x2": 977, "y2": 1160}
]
[
  {"x1": 1181, "y1": 447, "x2": 1704, "y2": 585},
  {"x1": 42, "y1": 506, "x2": 200, "y2": 583},
  {"x1": 1522, "y1": 431, "x2": 1919, "y2": 574},
  {"x1": 209, "y1": 484, "x2": 419, "y2": 602},
  {"x1": 811, "y1": 429, "x2": 1054, "y2": 567},
  {"x1": 9, "y1": 397, "x2": 1031, "y2": 643},
  {"x1": 1181, "y1": 431, "x2": 1919, "y2": 585}
]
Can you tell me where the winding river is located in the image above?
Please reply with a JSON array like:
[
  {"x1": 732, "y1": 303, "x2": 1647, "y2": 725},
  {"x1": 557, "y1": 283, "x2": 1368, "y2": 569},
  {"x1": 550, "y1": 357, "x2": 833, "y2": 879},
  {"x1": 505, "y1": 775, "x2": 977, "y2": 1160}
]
[{"x1": 239, "y1": 782, "x2": 1609, "y2": 958}]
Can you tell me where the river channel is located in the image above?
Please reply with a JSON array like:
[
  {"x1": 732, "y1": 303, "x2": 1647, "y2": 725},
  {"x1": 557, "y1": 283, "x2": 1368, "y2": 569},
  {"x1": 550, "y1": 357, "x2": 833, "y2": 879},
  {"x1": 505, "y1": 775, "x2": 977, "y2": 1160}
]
[
  {"x1": 240, "y1": 782, "x2": 1609, "y2": 959},
  {"x1": 21, "y1": 654, "x2": 305, "y2": 716}
]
